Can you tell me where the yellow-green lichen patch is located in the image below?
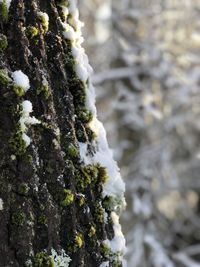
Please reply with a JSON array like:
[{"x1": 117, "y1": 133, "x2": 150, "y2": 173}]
[
  {"x1": 18, "y1": 182, "x2": 29, "y2": 196},
  {"x1": 37, "y1": 12, "x2": 49, "y2": 33},
  {"x1": 9, "y1": 124, "x2": 27, "y2": 156},
  {"x1": 60, "y1": 189, "x2": 74, "y2": 207},
  {"x1": 34, "y1": 252, "x2": 54, "y2": 267},
  {"x1": 88, "y1": 225, "x2": 96, "y2": 237},
  {"x1": 0, "y1": 33, "x2": 8, "y2": 52},
  {"x1": 26, "y1": 26, "x2": 39, "y2": 39},
  {"x1": 77, "y1": 193, "x2": 85, "y2": 206},
  {"x1": 75, "y1": 233, "x2": 83, "y2": 249},
  {"x1": 0, "y1": 0, "x2": 8, "y2": 22},
  {"x1": 13, "y1": 84, "x2": 25, "y2": 96},
  {"x1": 0, "y1": 69, "x2": 12, "y2": 85},
  {"x1": 12, "y1": 210, "x2": 26, "y2": 226}
]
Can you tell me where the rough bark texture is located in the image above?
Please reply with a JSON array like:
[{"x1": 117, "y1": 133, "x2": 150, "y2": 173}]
[{"x1": 0, "y1": 1, "x2": 117, "y2": 266}]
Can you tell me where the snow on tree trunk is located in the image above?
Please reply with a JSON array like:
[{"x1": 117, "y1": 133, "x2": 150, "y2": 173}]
[{"x1": 0, "y1": 1, "x2": 125, "y2": 266}]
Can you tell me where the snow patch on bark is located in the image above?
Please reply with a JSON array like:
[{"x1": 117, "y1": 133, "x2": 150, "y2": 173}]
[
  {"x1": 50, "y1": 249, "x2": 71, "y2": 267},
  {"x1": 20, "y1": 100, "x2": 40, "y2": 147},
  {"x1": 12, "y1": 70, "x2": 30, "y2": 92},
  {"x1": 60, "y1": 1, "x2": 126, "y2": 264}
]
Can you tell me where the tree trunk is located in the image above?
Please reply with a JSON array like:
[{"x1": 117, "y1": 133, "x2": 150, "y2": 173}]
[{"x1": 0, "y1": 1, "x2": 125, "y2": 266}]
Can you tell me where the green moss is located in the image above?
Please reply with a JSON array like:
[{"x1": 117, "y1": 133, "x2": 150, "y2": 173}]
[
  {"x1": 27, "y1": 154, "x2": 33, "y2": 163},
  {"x1": 26, "y1": 26, "x2": 39, "y2": 39},
  {"x1": 0, "y1": 69, "x2": 12, "y2": 85},
  {"x1": 97, "y1": 165, "x2": 109, "y2": 184},
  {"x1": 60, "y1": 189, "x2": 74, "y2": 207},
  {"x1": 34, "y1": 252, "x2": 54, "y2": 267},
  {"x1": 88, "y1": 225, "x2": 96, "y2": 237},
  {"x1": 76, "y1": 107, "x2": 93, "y2": 123},
  {"x1": 0, "y1": 34, "x2": 8, "y2": 52},
  {"x1": 18, "y1": 183, "x2": 29, "y2": 196},
  {"x1": 0, "y1": 0, "x2": 8, "y2": 22},
  {"x1": 100, "y1": 242, "x2": 111, "y2": 258},
  {"x1": 66, "y1": 143, "x2": 79, "y2": 158},
  {"x1": 9, "y1": 124, "x2": 27, "y2": 156},
  {"x1": 13, "y1": 84, "x2": 25, "y2": 96},
  {"x1": 94, "y1": 203, "x2": 104, "y2": 223},
  {"x1": 38, "y1": 214, "x2": 48, "y2": 225},
  {"x1": 75, "y1": 167, "x2": 92, "y2": 191},
  {"x1": 12, "y1": 210, "x2": 26, "y2": 226}
]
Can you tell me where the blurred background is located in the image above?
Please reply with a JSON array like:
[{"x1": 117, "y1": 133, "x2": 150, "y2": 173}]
[{"x1": 79, "y1": 1, "x2": 200, "y2": 266}]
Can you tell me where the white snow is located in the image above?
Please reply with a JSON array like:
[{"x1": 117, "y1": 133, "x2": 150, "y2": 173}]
[
  {"x1": 20, "y1": 100, "x2": 40, "y2": 147},
  {"x1": 99, "y1": 261, "x2": 109, "y2": 267},
  {"x1": 0, "y1": 198, "x2": 3, "y2": 210},
  {"x1": 50, "y1": 249, "x2": 71, "y2": 267},
  {"x1": 12, "y1": 70, "x2": 30, "y2": 92},
  {"x1": 22, "y1": 133, "x2": 31, "y2": 147},
  {"x1": 68, "y1": 0, "x2": 77, "y2": 14},
  {"x1": 37, "y1": 11, "x2": 49, "y2": 26},
  {"x1": 61, "y1": 0, "x2": 126, "y2": 264},
  {"x1": 22, "y1": 100, "x2": 33, "y2": 114},
  {"x1": 79, "y1": 118, "x2": 125, "y2": 197},
  {"x1": 62, "y1": 23, "x2": 77, "y2": 41}
]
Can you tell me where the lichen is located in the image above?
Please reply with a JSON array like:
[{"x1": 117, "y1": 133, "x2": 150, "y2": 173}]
[
  {"x1": 0, "y1": 0, "x2": 8, "y2": 22},
  {"x1": 26, "y1": 26, "x2": 39, "y2": 39},
  {"x1": 60, "y1": 189, "x2": 74, "y2": 207},
  {"x1": 0, "y1": 33, "x2": 8, "y2": 52},
  {"x1": 88, "y1": 225, "x2": 96, "y2": 237},
  {"x1": 12, "y1": 210, "x2": 26, "y2": 226},
  {"x1": 74, "y1": 233, "x2": 83, "y2": 250},
  {"x1": 34, "y1": 252, "x2": 54, "y2": 267},
  {"x1": 77, "y1": 193, "x2": 85, "y2": 206},
  {"x1": 37, "y1": 12, "x2": 49, "y2": 33},
  {"x1": 13, "y1": 84, "x2": 25, "y2": 96}
]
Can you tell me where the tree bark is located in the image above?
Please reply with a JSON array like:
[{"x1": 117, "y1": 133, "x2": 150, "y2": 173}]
[{"x1": 0, "y1": 1, "x2": 125, "y2": 267}]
